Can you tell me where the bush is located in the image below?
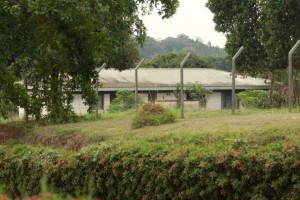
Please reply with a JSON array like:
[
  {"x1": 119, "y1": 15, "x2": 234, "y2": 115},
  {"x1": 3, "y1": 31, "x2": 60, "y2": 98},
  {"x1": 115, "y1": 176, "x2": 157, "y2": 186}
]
[
  {"x1": 108, "y1": 90, "x2": 144, "y2": 112},
  {"x1": 1, "y1": 141, "x2": 300, "y2": 199},
  {"x1": 270, "y1": 91, "x2": 287, "y2": 108},
  {"x1": 186, "y1": 82, "x2": 207, "y2": 107},
  {"x1": 237, "y1": 90, "x2": 269, "y2": 108},
  {"x1": 131, "y1": 103, "x2": 175, "y2": 129},
  {"x1": 237, "y1": 90, "x2": 287, "y2": 108},
  {"x1": 237, "y1": 90, "x2": 287, "y2": 109}
]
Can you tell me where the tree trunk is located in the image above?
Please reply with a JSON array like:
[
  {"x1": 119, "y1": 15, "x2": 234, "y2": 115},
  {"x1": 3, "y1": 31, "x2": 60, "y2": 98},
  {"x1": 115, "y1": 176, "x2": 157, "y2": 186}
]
[
  {"x1": 293, "y1": 77, "x2": 298, "y2": 106},
  {"x1": 269, "y1": 72, "x2": 275, "y2": 97},
  {"x1": 50, "y1": 68, "x2": 62, "y2": 115},
  {"x1": 269, "y1": 72, "x2": 275, "y2": 107},
  {"x1": 24, "y1": 78, "x2": 29, "y2": 123}
]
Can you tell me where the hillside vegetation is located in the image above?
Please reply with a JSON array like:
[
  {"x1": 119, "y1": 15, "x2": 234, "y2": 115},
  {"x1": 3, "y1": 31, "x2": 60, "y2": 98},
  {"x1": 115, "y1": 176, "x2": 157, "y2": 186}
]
[{"x1": 140, "y1": 34, "x2": 225, "y2": 58}]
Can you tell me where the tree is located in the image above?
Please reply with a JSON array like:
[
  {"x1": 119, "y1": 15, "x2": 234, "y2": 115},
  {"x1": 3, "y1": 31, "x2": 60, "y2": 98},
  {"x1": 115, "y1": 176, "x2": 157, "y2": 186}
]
[
  {"x1": 207, "y1": 0, "x2": 300, "y2": 103},
  {"x1": 206, "y1": 0, "x2": 267, "y2": 75},
  {"x1": 0, "y1": 0, "x2": 179, "y2": 123},
  {"x1": 185, "y1": 82, "x2": 207, "y2": 107},
  {"x1": 143, "y1": 52, "x2": 229, "y2": 70},
  {"x1": 206, "y1": 0, "x2": 300, "y2": 74},
  {"x1": 0, "y1": 66, "x2": 30, "y2": 119}
]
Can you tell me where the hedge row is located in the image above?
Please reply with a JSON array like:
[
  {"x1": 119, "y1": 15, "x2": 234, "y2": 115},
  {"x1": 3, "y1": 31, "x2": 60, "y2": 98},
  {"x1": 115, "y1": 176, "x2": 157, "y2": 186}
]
[{"x1": 1, "y1": 141, "x2": 300, "y2": 199}]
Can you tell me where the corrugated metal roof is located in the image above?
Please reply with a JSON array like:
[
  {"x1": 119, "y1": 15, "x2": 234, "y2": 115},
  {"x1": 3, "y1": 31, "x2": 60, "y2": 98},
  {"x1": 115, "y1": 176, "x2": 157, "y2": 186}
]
[{"x1": 98, "y1": 68, "x2": 269, "y2": 90}]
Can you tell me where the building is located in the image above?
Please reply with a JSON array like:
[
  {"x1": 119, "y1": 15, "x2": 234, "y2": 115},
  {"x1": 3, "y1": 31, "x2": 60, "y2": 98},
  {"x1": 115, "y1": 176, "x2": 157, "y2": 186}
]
[{"x1": 70, "y1": 68, "x2": 269, "y2": 114}]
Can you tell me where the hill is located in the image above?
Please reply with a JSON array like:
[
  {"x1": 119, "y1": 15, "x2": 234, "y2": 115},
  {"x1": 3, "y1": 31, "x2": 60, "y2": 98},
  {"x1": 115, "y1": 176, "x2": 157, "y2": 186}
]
[{"x1": 140, "y1": 34, "x2": 226, "y2": 58}]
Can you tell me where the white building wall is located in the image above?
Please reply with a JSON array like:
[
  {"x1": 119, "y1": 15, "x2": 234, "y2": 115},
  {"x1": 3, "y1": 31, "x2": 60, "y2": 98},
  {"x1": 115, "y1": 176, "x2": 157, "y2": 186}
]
[
  {"x1": 19, "y1": 106, "x2": 48, "y2": 118},
  {"x1": 157, "y1": 92, "x2": 185, "y2": 101},
  {"x1": 141, "y1": 93, "x2": 149, "y2": 103},
  {"x1": 103, "y1": 94, "x2": 110, "y2": 111},
  {"x1": 158, "y1": 101, "x2": 200, "y2": 109},
  {"x1": 72, "y1": 94, "x2": 89, "y2": 115},
  {"x1": 41, "y1": 106, "x2": 48, "y2": 116},
  {"x1": 206, "y1": 92, "x2": 222, "y2": 110},
  {"x1": 19, "y1": 107, "x2": 25, "y2": 118}
]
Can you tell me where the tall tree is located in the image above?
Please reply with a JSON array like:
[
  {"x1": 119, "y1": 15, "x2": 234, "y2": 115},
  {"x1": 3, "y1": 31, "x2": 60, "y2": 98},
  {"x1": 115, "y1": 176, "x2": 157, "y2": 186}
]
[
  {"x1": 258, "y1": 0, "x2": 300, "y2": 70},
  {"x1": 0, "y1": 0, "x2": 179, "y2": 122},
  {"x1": 206, "y1": 0, "x2": 267, "y2": 75},
  {"x1": 206, "y1": 0, "x2": 300, "y2": 75}
]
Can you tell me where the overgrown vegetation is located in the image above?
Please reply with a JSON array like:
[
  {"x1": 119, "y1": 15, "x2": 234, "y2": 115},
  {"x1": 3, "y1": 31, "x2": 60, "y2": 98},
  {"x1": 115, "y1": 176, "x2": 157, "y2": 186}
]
[
  {"x1": 18, "y1": 108, "x2": 300, "y2": 151},
  {"x1": 237, "y1": 90, "x2": 287, "y2": 109},
  {"x1": 186, "y1": 82, "x2": 208, "y2": 107},
  {"x1": 0, "y1": 66, "x2": 30, "y2": 120},
  {"x1": 132, "y1": 103, "x2": 175, "y2": 129},
  {"x1": 108, "y1": 90, "x2": 144, "y2": 112}
]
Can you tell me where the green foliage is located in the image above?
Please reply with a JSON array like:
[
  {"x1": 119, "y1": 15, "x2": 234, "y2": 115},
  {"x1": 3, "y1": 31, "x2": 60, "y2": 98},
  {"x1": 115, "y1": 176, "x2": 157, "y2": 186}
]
[
  {"x1": 140, "y1": 34, "x2": 225, "y2": 58},
  {"x1": 0, "y1": 0, "x2": 179, "y2": 123},
  {"x1": 2, "y1": 140, "x2": 300, "y2": 199},
  {"x1": 0, "y1": 100, "x2": 16, "y2": 120},
  {"x1": 206, "y1": 0, "x2": 300, "y2": 75},
  {"x1": 108, "y1": 91, "x2": 144, "y2": 112},
  {"x1": 207, "y1": 0, "x2": 267, "y2": 75},
  {"x1": 186, "y1": 82, "x2": 207, "y2": 107},
  {"x1": 0, "y1": 66, "x2": 30, "y2": 119},
  {"x1": 237, "y1": 90, "x2": 287, "y2": 109},
  {"x1": 173, "y1": 84, "x2": 181, "y2": 108},
  {"x1": 132, "y1": 103, "x2": 175, "y2": 129},
  {"x1": 237, "y1": 90, "x2": 269, "y2": 109},
  {"x1": 143, "y1": 52, "x2": 229, "y2": 71}
]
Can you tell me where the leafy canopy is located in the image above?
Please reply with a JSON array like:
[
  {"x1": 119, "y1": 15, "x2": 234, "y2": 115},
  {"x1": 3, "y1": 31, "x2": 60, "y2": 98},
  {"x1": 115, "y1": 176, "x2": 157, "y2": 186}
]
[
  {"x1": 0, "y1": 0, "x2": 179, "y2": 122},
  {"x1": 143, "y1": 52, "x2": 230, "y2": 71},
  {"x1": 206, "y1": 0, "x2": 300, "y2": 75}
]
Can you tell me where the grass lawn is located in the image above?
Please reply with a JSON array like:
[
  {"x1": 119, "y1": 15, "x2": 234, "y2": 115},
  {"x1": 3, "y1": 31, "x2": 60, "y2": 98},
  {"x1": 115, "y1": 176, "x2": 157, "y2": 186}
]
[{"x1": 23, "y1": 107, "x2": 300, "y2": 153}]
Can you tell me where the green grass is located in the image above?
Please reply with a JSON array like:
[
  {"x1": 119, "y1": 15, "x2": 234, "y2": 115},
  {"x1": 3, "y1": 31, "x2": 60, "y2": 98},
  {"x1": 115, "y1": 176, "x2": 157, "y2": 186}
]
[{"x1": 21, "y1": 107, "x2": 300, "y2": 153}]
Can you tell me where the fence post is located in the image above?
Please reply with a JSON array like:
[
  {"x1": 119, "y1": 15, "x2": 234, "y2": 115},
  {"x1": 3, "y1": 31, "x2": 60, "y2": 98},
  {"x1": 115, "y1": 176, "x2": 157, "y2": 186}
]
[
  {"x1": 288, "y1": 40, "x2": 300, "y2": 112},
  {"x1": 135, "y1": 59, "x2": 145, "y2": 112},
  {"x1": 95, "y1": 63, "x2": 107, "y2": 118},
  {"x1": 232, "y1": 46, "x2": 244, "y2": 115},
  {"x1": 180, "y1": 52, "x2": 191, "y2": 119}
]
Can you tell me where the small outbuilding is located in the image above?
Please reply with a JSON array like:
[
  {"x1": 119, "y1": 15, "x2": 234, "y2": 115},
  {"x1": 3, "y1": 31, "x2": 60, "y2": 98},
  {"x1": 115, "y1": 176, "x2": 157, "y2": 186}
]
[{"x1": 71, "y1": 68, "x2": 268, "y2": 113}]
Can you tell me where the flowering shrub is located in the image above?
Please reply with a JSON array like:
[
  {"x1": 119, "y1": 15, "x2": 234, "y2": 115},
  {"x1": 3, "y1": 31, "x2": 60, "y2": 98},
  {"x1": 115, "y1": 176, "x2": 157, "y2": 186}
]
[
  {"x1": 1, "y1": 141, "x2": 300, "y2": 199},
  {"x1": 132, "y1": 103, "x2": 175, "y2": 129},
  {"x1": 141, "y1": 103, "x2": 164, "y2": 114}
]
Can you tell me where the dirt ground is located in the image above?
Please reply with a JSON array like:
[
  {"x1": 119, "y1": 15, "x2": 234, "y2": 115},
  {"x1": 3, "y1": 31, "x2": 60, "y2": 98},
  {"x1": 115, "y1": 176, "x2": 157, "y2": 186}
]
[
  {"x1": 0, "y1": 125, "x2": 89, "y2": 150},
  {"x1": 0, "y1": 125, "x2": 21, "y2": 144},
  {"x1": 24, "y1": 131, "x2": 89, "y2": 151}
]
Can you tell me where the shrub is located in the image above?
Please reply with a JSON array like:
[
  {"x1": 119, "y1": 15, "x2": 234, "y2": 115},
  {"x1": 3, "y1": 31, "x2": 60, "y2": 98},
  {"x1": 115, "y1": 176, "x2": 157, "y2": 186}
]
[
  {"x1": 1, "y1": 141, "x2": 300, "y2": 199},
  {"x1": 237, "y1": 90, "x2": 270, "y2": 108},
  {"x1": 186, "y1": 82, "x2": 207, "y2": 107},
  {"x1": 270, "y1": 91, "x2": 287, "y2": 108},
  {"x1": 237, "y1": 90, "x2": 287, "y2": 109},
  {"x1": 108, "y1": 90, "x2": 144, "y2": 112},
  {"x1": 131, "y1": 103, "x2": 175, "y2": 129}
]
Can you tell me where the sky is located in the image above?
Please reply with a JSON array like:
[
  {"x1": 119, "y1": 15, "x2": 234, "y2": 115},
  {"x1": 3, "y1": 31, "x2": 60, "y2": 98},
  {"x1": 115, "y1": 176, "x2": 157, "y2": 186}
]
[{"x1": 140, "y1": 0, "x2": 226, "y2": 48}]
